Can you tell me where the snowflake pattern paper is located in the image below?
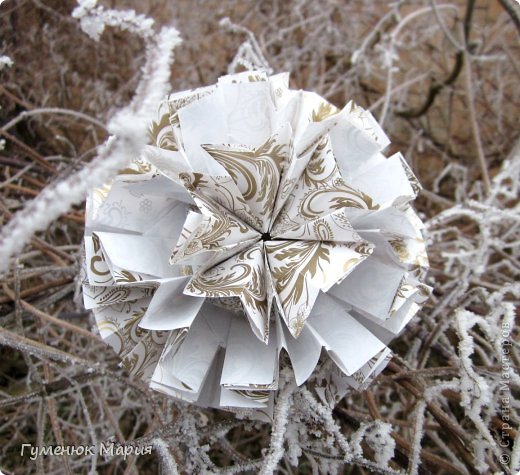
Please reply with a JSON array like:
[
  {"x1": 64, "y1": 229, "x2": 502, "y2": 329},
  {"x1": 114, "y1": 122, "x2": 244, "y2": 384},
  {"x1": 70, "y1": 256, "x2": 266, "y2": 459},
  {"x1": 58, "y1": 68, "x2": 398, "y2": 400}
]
[{"x1": 82, "y1": 71, "x2": 430, "y2": 419}]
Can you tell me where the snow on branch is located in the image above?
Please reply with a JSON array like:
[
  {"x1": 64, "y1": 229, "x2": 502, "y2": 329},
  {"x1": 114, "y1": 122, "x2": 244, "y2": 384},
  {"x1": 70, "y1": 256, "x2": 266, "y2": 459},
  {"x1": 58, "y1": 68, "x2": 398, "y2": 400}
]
[
  {"x1": 0, "y1": 6, "x2": 181, "y2": 274},
  {"x1": 72, "y1": 0, "x2": 154, "y2": 41}
]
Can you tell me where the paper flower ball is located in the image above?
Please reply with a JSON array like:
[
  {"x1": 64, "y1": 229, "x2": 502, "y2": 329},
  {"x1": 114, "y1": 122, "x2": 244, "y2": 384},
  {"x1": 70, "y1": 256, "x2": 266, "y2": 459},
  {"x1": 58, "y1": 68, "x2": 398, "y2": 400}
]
[{"x1": 83, "y1": 71, "x2": 430, "y2": 418}]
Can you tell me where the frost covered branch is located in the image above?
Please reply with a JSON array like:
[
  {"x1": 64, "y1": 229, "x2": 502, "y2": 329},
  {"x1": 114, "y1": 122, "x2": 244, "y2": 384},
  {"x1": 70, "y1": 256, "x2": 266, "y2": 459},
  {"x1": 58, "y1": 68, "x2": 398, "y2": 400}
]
[{"x1": 0, "y1": 7, "x2": 181, "y2": 274}]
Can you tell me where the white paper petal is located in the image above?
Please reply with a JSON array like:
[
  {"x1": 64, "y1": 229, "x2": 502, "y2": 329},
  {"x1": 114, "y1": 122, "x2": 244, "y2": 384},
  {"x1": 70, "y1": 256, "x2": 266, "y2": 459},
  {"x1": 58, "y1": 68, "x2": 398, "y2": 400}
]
[
  {"x1": 177, "y1": 91, "x2": 229, "y2": 174},
  {"x1": 96, "y1": 232, "x2": 178, "y2": 279},
  {"x1": 169, "y1": 308, "x2": 230, "y2": 393},
  {"x1": 265, "y1": 240, "x2": 369, "y2": 336},
  {"x1": 274, "y1": 208, "x2": 364, "y2": 244},
  {"x1": 306, "y1": 293, "x2": 386, "y2": 375},
  {"x1": 328, "y1": 257, "x2": 405, "y2": 320},
  {"x1": 220, "y1": 316, "x2": 277, "y2": 387},
  {"x1": 139, "y1": 277, "x2": 204, "y2": 330},
  {"x1": 83, "y1": 283, "x2": 152, "y2": 309},
  {"x1": 184, "y1": 244, "x2": 269, "y2": 342},
  {"x1": 281, "y1": 321, "x2": 322, "y2": 386},
  {"x1": 349, "y1": 153, "x2": 416, "y2": 208}
]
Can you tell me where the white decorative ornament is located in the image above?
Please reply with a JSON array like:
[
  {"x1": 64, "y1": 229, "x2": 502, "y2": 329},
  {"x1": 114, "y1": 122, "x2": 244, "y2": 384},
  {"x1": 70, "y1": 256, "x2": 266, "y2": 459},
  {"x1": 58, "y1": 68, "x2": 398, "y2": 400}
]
[{"x1": 83, "y1": 71, "x2": 430, "y2": 419}]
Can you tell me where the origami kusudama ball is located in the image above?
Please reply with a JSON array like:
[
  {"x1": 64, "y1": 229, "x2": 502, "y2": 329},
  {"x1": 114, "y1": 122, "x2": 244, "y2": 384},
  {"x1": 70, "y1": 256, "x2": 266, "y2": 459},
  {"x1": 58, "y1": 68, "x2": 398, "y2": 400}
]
[{"x1": 83, "y1": 71, "x2": 430, "y2": 419}]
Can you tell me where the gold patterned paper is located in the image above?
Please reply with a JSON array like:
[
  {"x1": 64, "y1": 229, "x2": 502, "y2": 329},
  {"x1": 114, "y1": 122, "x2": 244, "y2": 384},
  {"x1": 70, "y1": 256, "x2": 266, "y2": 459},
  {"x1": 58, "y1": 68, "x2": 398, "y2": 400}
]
[{"x1": 82, "y1": 71, "x2": 430, "y2": 416}]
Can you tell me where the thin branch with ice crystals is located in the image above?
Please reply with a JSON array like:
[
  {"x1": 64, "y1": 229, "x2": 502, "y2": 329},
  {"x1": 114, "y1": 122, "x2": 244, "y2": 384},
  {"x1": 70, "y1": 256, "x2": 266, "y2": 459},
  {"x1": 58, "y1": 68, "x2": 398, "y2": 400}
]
[{"x1": 0, "y1": 14, "x2": 181, "y2": 274}]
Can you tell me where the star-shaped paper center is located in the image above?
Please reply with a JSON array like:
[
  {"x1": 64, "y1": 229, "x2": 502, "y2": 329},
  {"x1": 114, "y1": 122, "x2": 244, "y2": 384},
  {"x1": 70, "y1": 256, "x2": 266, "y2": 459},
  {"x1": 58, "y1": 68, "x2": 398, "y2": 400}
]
[{"x1": 171, "y1": 122, "x2": 377, "y2": 342}]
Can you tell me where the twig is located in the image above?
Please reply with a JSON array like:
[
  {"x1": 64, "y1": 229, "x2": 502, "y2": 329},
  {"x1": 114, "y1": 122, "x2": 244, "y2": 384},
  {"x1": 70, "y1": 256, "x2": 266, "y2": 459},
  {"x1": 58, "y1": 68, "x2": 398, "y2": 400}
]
[
  {"x1": 462, "y1": 49, "x2": 492, "y2": 195},
  {"x1": 0, "y1": 277, "x2": 73, "y2": 304},
  {"x1": 498, "y1": 0, "x2": 520, "y2": 33},
  {"x1": 2, "y1": 107, "x2": 108, "y2": 133},
  {"x1": 396, "y1": 0, "x2": 476, "y2": 119},
  {"x1": 0, "y1": 129, "x2": 57, "y2": 173},
  {"x1": 260, "y1": 375, "x2": 295, "y2": 475},
  {"x1": 2, "y1": 285, "x2": 99, "y2": 342}
]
